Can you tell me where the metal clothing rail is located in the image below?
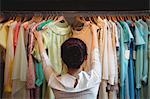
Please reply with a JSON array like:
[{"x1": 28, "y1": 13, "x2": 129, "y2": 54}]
[{"x1": 0, "y1": 10, "x2": 150, "y2": 16}]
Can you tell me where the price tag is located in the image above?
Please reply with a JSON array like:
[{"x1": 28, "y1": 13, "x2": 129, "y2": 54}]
[{"x1": 125, "y1": 50, "x2": 130, "y2": 60}]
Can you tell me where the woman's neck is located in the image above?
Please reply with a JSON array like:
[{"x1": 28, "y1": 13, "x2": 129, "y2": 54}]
[{"x1": 68, "y1": 68, "x2": 81, "y2": 77}]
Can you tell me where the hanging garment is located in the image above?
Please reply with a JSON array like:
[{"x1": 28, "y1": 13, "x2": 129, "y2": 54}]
[
  {"x1": 72, "y1": 23, "x2": 92, "y2": 72},
  {"x1": 0, "y1": 46, "x2": 5, "y2": 98},
  {"x1": 126, "y1": 20, "x2": 135, "y2": 99},
  {"x1": 13, "y1": 21, "x2": 21, "y2": 54},
  {"x1": 138, "y1": 20, "x2": 149, "y2": 99},
  {"x1": 116, "y1": 21, "x2": 133, "y2": 99},
  {"x1": 109, "y1": 20, "x2": 119, "y2": 85},
  {"x1": 134, "y1": 21, "x2": 145, "y2": 99},
  {"x1": 12, "y1": 24, "x2": 28, "y2": 99},
  {"x1": 0, "y1": 20, "x2": 13, "y2": 49},
  {"x1": 97, "y1": 18, "x2": 109, "y2": 99},
  {"x1": 107, "y1": 20, "x2": 116, "y2": 85},
  {"x1": 121, "y1": 21, "x2": 134, "y2": 99},
  {"x1": 27, "y1": 22, "x2": 36, "y2": 89},
  {"x1": 146, "y1": 19, "x2": 150, "y2": 98},
  {"x1": 0, "y1": 24, "x2": 4, "y2": 98},
  {"x1": 35, "y1": 62, "x2": 45, "y2": 87},
  {"x1": 97, "y1": 17, "x2": 104, "y2": 63},
  {"x1": 138, "y1": 20, "x2": 149, "y2": 83},
  {"x1": 3, "y1": 21, "x2": 17, "y2": 93},
  {"x1": 108, "y1": 20, "x2": 119, "y2": 99}
]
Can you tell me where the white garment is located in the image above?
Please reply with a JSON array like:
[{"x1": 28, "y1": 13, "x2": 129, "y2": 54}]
[
  {"x1": 109, "y1": 20, "x2": 119, "y2": 84},
  {"x1": 97, "y1": 18, "x2": 109, "y2": 99},
  {"x1": 41, "y1": 48, "x2": 101, "y2": 99},
  {"x1": 100, "y1": 18, "x2": 109, "y2": 80},
  {"x1": 107, "y1": 20, "x2": 116, "y2": 85}
]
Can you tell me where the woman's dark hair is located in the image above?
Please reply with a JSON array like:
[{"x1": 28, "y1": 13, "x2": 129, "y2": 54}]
[{"x1": 61, "y1": 38, "x2": 87, "y2": 69}]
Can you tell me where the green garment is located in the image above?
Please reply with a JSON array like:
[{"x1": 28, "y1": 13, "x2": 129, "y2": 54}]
[
  {"x1": 143, "y1": 19, "x2": 150, "y2": 99},
  {"x1": 35, "y1": 62, "x2": 44, "y2": 87},
  {"x1": 137, "y1": 20, "x2": 149, "y2": 99},
  {"x1": 134, "y1": 21, "x2": 145, "y2": 89},
  {"x1": 119, "y1": 21, "x2": 134, "y2": 99},
  {"x1": 37, "y1": 20, "x2": 53, "y2": 31},
  {"x1": 138, "y1": 20, "x2": 149, "y2": 83},
  {"x1": 148, "y1": 34, "x2": 150, "y2": 98}
]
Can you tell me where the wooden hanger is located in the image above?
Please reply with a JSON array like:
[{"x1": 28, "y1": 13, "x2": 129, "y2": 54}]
[
  {"x1": 53, "y1": 16, "x2": 66, "y2": 24},
  {"x1": 8, "y1": 16, "x2": 12, "y2": 21},
  {"x1": 90, "y1": 16, "x2": 97, "y2": 25},
  {"x1": 44, "y1": 15, "x2": 48, "y2": 21},
  {"x1": 116, "y1": 16, "x2": 120, "y2": 21},
  {"x1": 127, "y1": 16, "x2": 132, "y2": 21},
  {"x1": 119, "y1": 16, "x2": 124, "y2": 21},
  {"x1": 131, "y1": 16, "x2": 136, "y2": 22},
  {"x1": 54, "y1": 16, "x2": 58, "y2": 21},
  {"x1": 15, "y1": 16, "x2": 22, "y2": 22},
  {"x1": 92, "y1": 16, "x2": 98, "y2": 24},
  {"x1": 124, "y1": 16, "x2": 127, "y2": 21},
  {"x1": 111, "y1": 16, "x2": 117, "y2": 22},
  {"x1": 135, "y1": 16, "x2": 139, "y2": 20},
  {"x1": 22, "y1": 16, "x2": 28, "y2": 23}
]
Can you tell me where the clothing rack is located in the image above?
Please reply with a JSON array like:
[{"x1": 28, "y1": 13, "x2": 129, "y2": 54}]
[{"x1": 0, "y1": 10, "x2": 150, "y2": 17}]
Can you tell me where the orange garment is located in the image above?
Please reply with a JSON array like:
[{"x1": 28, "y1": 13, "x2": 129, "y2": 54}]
[
  {"x1": 14, "y1": 21, "x2": 21, "y2": 54},
  {"x1": 72, "y1": 24, "x2": 92, "y2": 71}
]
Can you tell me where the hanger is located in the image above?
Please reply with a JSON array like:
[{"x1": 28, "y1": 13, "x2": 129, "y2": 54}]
[
  {"x1": 90, "y1": 16, "x2": 97, "y2": 25},
  {"x1": 127, "y1": 16, "x2": 132, "y2": 21},
  {"x1": 29, "y1": 16, "x2": 41, "y2": 24},
  {"x1": 53, "y1": 16, "x2": 66, "y2": 24},
  {"x1": 135, "y1": 16, "x2": 139, "y2": 20},
  {"x1": 116, "y1": 16, "x2": 120, "y2": 21},
  {"x1": 22, "y1": 16, "x2": 28, "y2": 23},
  {"x1": 123, "y1": 16, "x2": 127, "y2": 21},
  {"x1": 54, "y1": 12, "x2": 60, "y2": 20},
  {"x1": 92, "y1": 16, "x2": 98, "y2": 24},
  {"x1": 12, "y1": 16, "x2": 16, "y2": 20},
  {"x1": 119, "y1": 16, "x2": 124, "y2": 21},
  {"x1": 8, "y1": 16, "x2": 13, "y2": 21},
  {"x1": 111, "y1": 16, "x2": 117, "y2": 22},
  {"x1": 131, "y1": 16, "x2": 136, "y2": 22},
  {"x1": 107, "y1": 16, "x2": 111, "y2": 21},
  {"x1": 15, "y1": 16, "x2": 22, "y2": 22},
  {"x1": 125, "y1": 16, "x2": 128, "y2": 21}
]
